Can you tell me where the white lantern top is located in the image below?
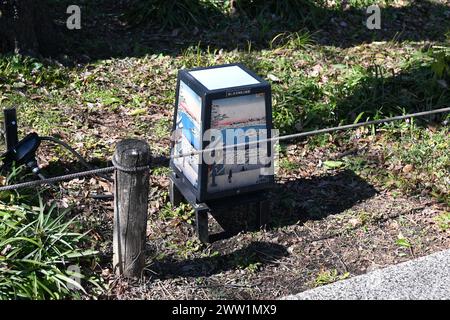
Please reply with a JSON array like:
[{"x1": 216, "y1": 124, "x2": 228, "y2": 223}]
[{"x1": 189, "y1": 65, "x2": 260, "y2": 91}]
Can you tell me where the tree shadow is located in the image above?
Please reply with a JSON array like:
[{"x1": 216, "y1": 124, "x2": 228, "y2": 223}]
[
  {"x1": 44, "y1": 0, "x2": 448, "y2": 61},
  {"x1": 147, "y1": 241, "x2": 288, "y2": 279},
  {"x1": 208, "y1": 170, "x2": 377, "y2": 241}
]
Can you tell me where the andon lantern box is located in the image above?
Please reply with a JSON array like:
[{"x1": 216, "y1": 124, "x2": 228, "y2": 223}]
[{"x1": 170, "y1": 63, "x2": 275, "y2": 203}]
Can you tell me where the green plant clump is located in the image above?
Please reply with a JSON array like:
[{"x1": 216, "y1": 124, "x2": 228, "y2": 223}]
[{"x1": 0, "y1": 197, "x2": 102, "y2": 300}]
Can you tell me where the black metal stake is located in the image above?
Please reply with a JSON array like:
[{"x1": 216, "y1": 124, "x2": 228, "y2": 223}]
[{"x1": 3, "y1": 108, "x2": 18, "y2": 151}]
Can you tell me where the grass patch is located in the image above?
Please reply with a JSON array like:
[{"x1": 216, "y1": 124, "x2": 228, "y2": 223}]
[
  {"x1": 159, "y1": 203, "x2": 194, "y2": 225},
  {"x1": 122, "y1": 0, "x2": 398, "y2": 32},
  {"x1": 279, "y1": 157, "x2": 299, "y2": 171},
  {"x1": 153, "y1": 118, "x2": 172, "y2": 140},
  {"x1": 174, "y1": 40, "x2": 449, "y2": 135},
  {"x1": 383, "y1": 125, "x2": 449, "y2": 204},
  {"x1": 395, "y1": 236, "x2": 411, "y2": 249},
  {"x1": 434, "y1": 212, "x2": 450, "y2": 232},
  {"x1": 0, "y1": 55, "x2": 68, "y2": 88},
  {"x1": 314, "y1": 269, "x2": 349, "y2": 287},
  {"x1": 123, "y1": 0, "x2": 226, "y2": 29},
  {"x1": 231, "y1": 251, "x2": 263, "y2": 273},
  {"x1": 167, "y1": 239, "x2": 202, "y2": 260}
]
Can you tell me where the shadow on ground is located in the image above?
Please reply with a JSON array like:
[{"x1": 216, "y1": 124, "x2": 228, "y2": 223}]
[
  {"x1": 208, "y1": 170, "x2": 377, "y2": 241},
  {"x1": 147, "y1": 241, "x2": 288, "y2": 279}
]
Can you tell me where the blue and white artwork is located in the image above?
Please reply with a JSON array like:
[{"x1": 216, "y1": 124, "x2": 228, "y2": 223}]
[
  {"x1": 173, "y1": 81, "x2": 201, "y2": 188},
  {"x1": 207, "y1": 93, "x2": 270, "y2": 193}
]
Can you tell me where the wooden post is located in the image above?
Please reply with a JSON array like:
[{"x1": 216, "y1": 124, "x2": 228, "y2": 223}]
[
  {"x1": 113, "y1": 139, "x2": 150, "y2": 278},
  {"x1": 169, "y1": 178, "x2": 183, "y2": 206}
]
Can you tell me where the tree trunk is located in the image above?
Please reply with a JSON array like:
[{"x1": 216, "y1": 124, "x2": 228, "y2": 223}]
[{"x1": 0, "y1": 0, "x2": 60, "y2": 56}]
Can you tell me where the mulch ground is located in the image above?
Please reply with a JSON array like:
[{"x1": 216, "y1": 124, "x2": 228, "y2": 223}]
[{"x1": 60, "y1": 134, "x2": 449, "y2": 299}]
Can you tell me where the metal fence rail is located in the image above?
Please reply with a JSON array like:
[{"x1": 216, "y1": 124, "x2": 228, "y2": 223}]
[
  {"x1": 172, "y1": 107, "x2": 450, "y2": 159},
  {"x1": 0, "y1": 166, "x2": 115, "y2": 192},
  {"x1": 0, "y1": 107, "x2": 448, "y2": 193}
]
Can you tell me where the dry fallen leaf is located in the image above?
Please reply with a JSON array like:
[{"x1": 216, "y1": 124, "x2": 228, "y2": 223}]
[
  {"x1": 267, "y1": 74, "x2": 281, "y2": 82},
  {"x1": 349, "y1": 218, "x2": 360, "y2": 227},
  {"x1": 402, "y1": 164, "x2": 414, "y2": 173},
  {"x1": 309, "y1": 64, "x2": 323, "y2": 77}
]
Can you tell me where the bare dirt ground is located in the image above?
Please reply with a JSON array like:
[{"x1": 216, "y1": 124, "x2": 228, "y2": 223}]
[
  {"x1": 98, "y1": 142, "x2": 449, "y2": 299},
  {"x1": 57, "y1": 123, "x2": 448, "y2": 299}
]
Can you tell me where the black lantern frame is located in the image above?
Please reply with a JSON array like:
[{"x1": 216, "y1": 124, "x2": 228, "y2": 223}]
[{"x1": 170, "y1": 63, "x2": 275, "y2": 203}]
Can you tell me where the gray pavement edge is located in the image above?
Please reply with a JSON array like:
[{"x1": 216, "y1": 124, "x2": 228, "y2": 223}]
[{"x1": 282, "y1": 248, "x2": 450, "y2": 300}]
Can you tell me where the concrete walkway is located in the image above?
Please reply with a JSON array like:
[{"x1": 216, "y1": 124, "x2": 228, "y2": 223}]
[{"x1": 283, "y1": 249, "x2": 450, "y2": 300}]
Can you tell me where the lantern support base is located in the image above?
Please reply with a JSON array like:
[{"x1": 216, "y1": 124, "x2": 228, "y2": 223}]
[
  {"x1": 169, "y1": 172, "x2": 271, "y2": 243},
  {"x1": 169, "y1": 178, "x2": 183, "y2": 206}
]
